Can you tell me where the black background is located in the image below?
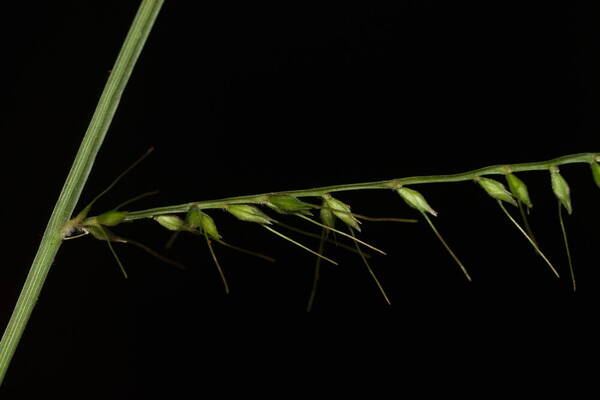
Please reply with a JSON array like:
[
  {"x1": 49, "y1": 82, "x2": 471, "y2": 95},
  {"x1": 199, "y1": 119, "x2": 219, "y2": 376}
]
[{"x1": 0, "y1": 1, "x2": 599, "y2": 397}]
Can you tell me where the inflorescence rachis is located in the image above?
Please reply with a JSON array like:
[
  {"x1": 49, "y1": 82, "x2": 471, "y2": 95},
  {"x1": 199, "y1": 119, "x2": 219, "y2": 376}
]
[{"x1": 63, "y1": 151, "x2": 600, "y2": 310}]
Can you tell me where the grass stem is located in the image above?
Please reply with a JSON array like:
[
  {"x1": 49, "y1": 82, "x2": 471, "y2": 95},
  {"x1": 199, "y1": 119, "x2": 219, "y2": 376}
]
[{"x1": 0, "y1": 0, "x2": 164, "y2": 384}]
